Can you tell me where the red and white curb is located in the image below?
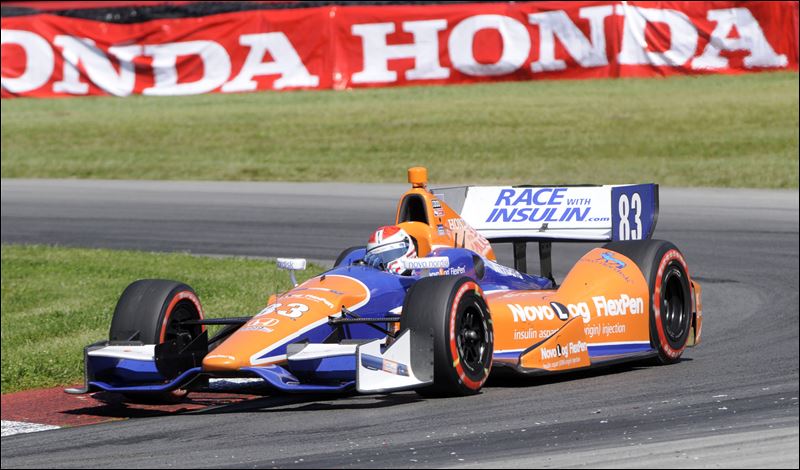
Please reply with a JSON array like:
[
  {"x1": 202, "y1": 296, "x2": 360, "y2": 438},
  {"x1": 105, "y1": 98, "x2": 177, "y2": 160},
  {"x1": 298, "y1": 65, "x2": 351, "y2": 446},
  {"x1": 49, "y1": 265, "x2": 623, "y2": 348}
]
[
  {"x1": 1, "y1": 381, "x2": 267, "y2": 437},
  {"x1": 2, "y1": 420, "x2": 60, "y2": 437}
]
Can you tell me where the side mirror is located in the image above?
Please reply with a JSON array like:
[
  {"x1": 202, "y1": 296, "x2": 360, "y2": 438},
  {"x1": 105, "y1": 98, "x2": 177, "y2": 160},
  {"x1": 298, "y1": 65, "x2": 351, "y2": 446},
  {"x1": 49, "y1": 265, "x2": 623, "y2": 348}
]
[{"x1": 277, "y1": 258, "x2": 307, "y2": 287}]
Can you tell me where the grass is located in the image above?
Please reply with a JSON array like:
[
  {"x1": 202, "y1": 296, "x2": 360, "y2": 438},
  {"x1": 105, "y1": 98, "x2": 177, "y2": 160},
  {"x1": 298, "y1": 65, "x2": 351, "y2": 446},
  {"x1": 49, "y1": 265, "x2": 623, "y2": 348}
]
[
  {"x1": 0, "y1": 244, "x2": 323, "y2": 394},
  {"x1": 1, "y1": 72, "x2": 797, "y2": 188}
]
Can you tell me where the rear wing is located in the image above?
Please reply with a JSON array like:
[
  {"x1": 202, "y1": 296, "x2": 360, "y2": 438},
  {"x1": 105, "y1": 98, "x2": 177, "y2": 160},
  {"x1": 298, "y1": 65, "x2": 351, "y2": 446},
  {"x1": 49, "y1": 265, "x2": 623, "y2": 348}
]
[
  {"x1": 433, "y1": 184, "x2": 659, "y2": 242},
  {"x1": 433, "y1": 184, "x2": 659, "y2": 283}
]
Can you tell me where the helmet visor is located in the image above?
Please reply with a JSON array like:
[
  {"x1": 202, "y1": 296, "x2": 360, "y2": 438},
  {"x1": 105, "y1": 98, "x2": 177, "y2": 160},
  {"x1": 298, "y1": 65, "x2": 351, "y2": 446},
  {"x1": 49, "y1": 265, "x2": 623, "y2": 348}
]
[{"x1": 365, "y1": 242, "x2": 408, "y2": 270}]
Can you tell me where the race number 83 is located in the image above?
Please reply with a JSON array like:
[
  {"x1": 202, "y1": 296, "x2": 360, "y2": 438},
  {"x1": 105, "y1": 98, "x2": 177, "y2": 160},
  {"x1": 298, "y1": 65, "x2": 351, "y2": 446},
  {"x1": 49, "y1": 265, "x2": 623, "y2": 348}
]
[
  {"x1": 258, "y1": 302, "x2": 309, "y2": 319},
  {"x1": 618, "y1": 193, "x2": 642, "y2": 240}
]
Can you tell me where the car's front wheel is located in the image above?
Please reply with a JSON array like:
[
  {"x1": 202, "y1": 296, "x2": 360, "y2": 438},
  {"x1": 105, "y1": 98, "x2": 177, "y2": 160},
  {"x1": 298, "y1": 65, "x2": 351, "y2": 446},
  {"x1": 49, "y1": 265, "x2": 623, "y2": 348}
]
[
  {"x1": 400, "y1": 276, "x2": 493, "y2": 397},
  {"x1": 109, "y1": 279, "x2": 205, "y2": 402}
]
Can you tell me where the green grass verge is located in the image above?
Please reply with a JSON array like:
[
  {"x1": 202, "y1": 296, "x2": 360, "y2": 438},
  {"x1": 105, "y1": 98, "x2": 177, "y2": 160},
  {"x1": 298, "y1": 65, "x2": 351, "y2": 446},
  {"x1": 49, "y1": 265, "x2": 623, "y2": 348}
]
[
  {"x1": 1, "y1": 72, "x2": 797, "y2": 188},
  {"x1": 0, "y1": 244, "x2": 322, "y2": 394}
]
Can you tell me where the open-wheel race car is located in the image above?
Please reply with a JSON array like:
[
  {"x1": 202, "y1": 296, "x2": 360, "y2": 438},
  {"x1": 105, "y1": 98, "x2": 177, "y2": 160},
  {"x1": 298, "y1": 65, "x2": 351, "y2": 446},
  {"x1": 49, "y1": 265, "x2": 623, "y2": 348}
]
[{"x1": 68, "y1": 167, "x2": 702, "y2": 399}]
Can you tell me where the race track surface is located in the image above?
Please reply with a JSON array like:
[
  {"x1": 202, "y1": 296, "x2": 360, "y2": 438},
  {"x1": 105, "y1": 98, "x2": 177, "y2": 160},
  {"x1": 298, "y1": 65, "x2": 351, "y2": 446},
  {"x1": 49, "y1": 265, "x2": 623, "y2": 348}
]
[{"x1": 1, "y1": 180, "x2": 798, "y2": 468}]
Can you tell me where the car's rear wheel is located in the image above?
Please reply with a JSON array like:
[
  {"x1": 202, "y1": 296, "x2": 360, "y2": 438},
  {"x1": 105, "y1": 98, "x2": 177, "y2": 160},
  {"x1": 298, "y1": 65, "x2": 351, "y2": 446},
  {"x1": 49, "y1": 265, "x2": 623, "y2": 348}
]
[
  {"x1": 603, "y1": 240, "x2": 693, "y2": 364},
  {"x1": 109, "y1": 279, "x2": 205, "y2": 402},
  {"x1": 401, "y1": 276, "x2": 493, "y2": 397}
]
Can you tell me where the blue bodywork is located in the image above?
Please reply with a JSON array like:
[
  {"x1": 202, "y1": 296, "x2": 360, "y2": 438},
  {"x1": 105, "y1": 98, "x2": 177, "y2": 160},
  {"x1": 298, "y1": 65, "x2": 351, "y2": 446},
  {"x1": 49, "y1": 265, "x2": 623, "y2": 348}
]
[{"x1": 86, "y1": 248, "x2": 553, "y2": 394}]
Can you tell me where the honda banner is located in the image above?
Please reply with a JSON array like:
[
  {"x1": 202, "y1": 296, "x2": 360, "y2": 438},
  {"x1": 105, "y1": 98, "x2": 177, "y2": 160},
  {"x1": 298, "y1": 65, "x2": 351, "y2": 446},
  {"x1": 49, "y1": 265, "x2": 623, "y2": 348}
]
[{"x1": 2, "y1": 1, "x2": 798, "y2": 98}]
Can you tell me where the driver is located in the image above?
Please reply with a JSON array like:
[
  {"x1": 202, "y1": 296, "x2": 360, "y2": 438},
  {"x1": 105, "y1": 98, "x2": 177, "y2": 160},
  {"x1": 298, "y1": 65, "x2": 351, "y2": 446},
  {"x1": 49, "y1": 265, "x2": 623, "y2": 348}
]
[{"x1": 364, "y1": 225, "x2": 417, "y2": 275}]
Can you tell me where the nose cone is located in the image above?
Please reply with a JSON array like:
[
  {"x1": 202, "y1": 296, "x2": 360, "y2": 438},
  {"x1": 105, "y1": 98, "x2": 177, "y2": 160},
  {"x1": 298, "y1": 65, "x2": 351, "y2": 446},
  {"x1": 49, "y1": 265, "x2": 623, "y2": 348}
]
[
  {"x1": 202, "y1": 353, "x2": 246, "y2": 372},
  {"x1": 201, "y1": 274, "x2": 370, "y2": 372}
]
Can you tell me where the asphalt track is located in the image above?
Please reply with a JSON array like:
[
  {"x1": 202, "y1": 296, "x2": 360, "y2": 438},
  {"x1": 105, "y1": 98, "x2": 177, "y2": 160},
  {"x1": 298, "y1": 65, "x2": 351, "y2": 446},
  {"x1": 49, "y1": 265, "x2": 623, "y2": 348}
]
[{"x1": 1, "y1": 179, "x2": 798, "y2": 468}]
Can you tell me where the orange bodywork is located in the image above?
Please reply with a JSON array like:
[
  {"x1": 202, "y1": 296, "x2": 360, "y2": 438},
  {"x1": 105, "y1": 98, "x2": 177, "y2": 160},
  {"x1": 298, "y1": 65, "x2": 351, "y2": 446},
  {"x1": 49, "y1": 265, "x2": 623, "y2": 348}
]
[
  {"x1": 487, "y1": 248, "x2": 652, "y2": 371},
  {"x1": 203, "y1": 275, "x2": 369, "y2": 371},
  {"x1": 519, "y1": 317, "x2": 591, "y2": 371},
  {"x1": 394, "y1": 170, "x2": 495, "y2": 260}
]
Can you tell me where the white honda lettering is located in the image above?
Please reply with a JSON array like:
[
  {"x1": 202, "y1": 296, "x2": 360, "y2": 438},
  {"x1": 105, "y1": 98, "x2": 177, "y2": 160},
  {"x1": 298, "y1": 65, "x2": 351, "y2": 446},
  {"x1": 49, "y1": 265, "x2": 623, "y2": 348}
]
[
  {"x1": 618, "y1": 4, "x2": 698, "y2": 66},
  {"x1": 351, "y1": 20, "x2": 449, "y2": 83},
  {"x1": 143, "y1": 40, "x2": 231, "y2": 96},
  {"x1": 0, "y1": 29, "x2": 54, "y2": 93},
  {"x1": 53, "y1": 36, "x2": 141, "y2": 96},
  {"x1": 222, "y1": 33, "x2": 319, "y2": 92},
  {"x1": 692, "y1": 8, "x2": 787, "y2": 69},
  {"x1": 529, "y1": 5, "x2": 613, "y2": 72},
  {"x1": 449, "y1": 14, "x2": 530, "y2": 76}
]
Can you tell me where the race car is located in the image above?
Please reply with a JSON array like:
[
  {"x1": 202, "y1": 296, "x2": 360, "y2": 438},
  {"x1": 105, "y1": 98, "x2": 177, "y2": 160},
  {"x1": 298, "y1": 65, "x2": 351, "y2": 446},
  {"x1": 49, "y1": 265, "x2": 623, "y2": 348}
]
[{"x1": 67, "y1": 167, "x2": 702, "y2": 399}]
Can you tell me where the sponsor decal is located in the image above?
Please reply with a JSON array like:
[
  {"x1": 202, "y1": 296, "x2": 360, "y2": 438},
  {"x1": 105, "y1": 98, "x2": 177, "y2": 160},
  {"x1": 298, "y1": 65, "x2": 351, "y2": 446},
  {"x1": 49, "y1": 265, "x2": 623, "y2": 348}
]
[
  {"x1": 550, "y1": 302, "x2": 571, "y2": 321},
  {"x1": 484, "y1": 188, "x2": 610, "y2": 224},
  {"x1": 242, "y1": 316, "x2": 280, "y2": 333},
  {"x1": 514, "y1": 328, "x2": 538, "y2": 341},
  {"x1": 540, "y1": 341, "x2": 587, "y2": 361},
  {"x1": 432, "y1": 199, "x2": 444, "y2": 216},
  {"x1": 446, "y1": 217, "x2": 492, "y2": 256},
  {"x1": 513, "y1": 327, "x2": 559, "y2": 341},
  {"x1": 486, "y1": 259, "x2": 523, "y2": 279},
  {"x1": 404, "y1": 257, "x2": 450, "y2": 270},
  {"x1": 592, "y1": 294, "x2": 643, "y2": 317},
  {"x1": 437, "y1": 224, "x2": 446, "y2": 236},
  {"x1": 508, "y1": 294, "x2": 642, "y2": 324},
  {"x1": 583, "y1": 322, "x2": 628, "y2": 338},
  {"x1": 600, "y1": 251, "x2": 626, "y2": 269},
  {"x1": 580, "y1": 250, "x2": 634, "y2": 284},
  {"x1": 431, "y1": 265, "x2": 467, "y2": 276},
  {"x1": 508, "y1": 302, "x2": 590, "y2": 324},
  {"x1": 448, "y1": 218, "x2": 468, "y2": 231},
  {"x1": 361, "y1": 354, "x2": 409, "y2": 376}
]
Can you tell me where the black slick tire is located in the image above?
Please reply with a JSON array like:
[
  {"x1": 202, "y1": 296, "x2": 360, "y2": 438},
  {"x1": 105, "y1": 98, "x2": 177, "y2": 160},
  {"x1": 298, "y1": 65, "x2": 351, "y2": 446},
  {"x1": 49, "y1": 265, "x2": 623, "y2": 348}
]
[
  {"x1": 109, "y1": 279, "x2": 205, "y2": 402},
  {"x1": 400, "y1": 276, "x2": 493, "y2": 397},
  {"x1": 603, "y1": 240, "x2": 693, "y2": 364}
]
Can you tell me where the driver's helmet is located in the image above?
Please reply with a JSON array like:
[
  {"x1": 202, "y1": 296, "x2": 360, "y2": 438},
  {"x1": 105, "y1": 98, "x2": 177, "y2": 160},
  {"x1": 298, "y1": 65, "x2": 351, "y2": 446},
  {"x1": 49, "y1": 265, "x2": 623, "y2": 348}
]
[{"x1": 365, "y1": 225, "x2": 417, "y2": 274}]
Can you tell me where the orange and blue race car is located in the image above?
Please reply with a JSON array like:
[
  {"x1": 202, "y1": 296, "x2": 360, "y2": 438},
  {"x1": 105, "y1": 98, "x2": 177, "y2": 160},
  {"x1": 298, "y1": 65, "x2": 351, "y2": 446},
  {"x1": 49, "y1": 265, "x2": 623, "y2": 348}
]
[{"x1": 67, "y1": 167, "x2": 702, "y2": 399}]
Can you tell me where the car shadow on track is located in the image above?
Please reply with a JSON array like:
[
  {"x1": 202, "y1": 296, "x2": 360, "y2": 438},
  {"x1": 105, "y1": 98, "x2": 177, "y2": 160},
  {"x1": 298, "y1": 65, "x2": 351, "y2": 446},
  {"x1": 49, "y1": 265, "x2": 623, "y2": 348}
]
[
  {"x1": 60, "y1": 390, "x2": 424, "y2": 421},
  {"x1": 185, "y1": 391, "x2": 425, "y2": 415},
  {"x1": 59, "y1": 391, "x2": 266, "y2": 421},
  {"x1": 487, "y1": 357, "x2": 694, "y2": 388}
]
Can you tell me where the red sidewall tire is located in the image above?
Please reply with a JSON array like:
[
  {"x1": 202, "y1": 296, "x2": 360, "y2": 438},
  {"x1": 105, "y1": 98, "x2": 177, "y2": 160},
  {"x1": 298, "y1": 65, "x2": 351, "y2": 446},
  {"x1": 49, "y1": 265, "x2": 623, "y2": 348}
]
[
  {"x1": 401, "y1": 276, "x2": 494, "y2": 397},
  {"x1": 602, "y1": 240, "x2": 694, "y2": 365},
  {"x1": 651, "y1": 250, "x2": 693, "y2": 363}
]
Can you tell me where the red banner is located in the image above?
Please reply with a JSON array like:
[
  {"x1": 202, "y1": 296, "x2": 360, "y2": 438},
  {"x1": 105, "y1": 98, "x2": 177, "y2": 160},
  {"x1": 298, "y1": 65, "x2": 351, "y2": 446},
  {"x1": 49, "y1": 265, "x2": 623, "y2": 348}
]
[{"x1": 2, "y1": 1, "x2": 798, "y2": 98}]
